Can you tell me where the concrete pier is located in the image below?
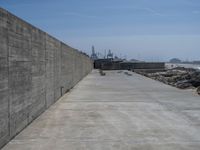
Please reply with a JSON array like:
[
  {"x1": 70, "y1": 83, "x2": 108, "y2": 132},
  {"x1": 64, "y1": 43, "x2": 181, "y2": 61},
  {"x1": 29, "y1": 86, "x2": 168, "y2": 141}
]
[
  {"x1": 0, "y1": 8, "x2": 92, "y2": 147},
  {"x1": 3, "y1": 70, "x2": 200, "y2": 150}
]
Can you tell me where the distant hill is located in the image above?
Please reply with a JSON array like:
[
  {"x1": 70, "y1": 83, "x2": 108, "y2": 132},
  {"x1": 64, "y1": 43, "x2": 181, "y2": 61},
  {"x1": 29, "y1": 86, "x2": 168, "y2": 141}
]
[
  {"x1": 169, "y1": 58, "x2": 182, "y2": 63},
  {"x1": 193, "y1": 61, "x2": 200, "y2": 64},
  {"x1": 130, "y1": 59, "x2": 140, "y2": 62}
]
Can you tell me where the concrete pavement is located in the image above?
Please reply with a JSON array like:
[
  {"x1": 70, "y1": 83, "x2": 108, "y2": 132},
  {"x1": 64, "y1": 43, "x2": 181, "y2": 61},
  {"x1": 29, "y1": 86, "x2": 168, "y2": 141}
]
[{"x1": 2, "y1": 70, "x2": 200, "y2": 150}]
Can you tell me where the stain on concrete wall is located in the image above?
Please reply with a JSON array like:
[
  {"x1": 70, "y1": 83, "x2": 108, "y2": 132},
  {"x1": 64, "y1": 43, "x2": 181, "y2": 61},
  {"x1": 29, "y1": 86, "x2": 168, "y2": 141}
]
[{"x1": 0, "y1": 7, "x2": 93, "y2": 148}]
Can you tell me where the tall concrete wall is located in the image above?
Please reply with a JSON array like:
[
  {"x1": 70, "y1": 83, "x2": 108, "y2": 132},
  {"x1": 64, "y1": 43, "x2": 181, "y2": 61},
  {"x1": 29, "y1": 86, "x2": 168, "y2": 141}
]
[{"x1": 0, "y1": 7, "x2": 93, "y2": 148}]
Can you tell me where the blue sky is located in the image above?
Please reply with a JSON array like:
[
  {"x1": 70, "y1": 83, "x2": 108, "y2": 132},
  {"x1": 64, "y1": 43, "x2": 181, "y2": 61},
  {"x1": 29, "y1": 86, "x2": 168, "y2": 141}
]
[{"x1": 0, "y1": 0, "x2": 200, "y2": 61}]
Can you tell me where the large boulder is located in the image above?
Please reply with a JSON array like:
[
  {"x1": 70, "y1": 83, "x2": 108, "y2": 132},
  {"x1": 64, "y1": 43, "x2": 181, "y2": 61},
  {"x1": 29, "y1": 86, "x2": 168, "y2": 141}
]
[
  {"x1": 190, "y1": 80, "x2": 200, "y2": 87},
  {"x1": 197, "y1": 87, "x2": 200, "y2": 95},
  {"x1": 175, "y1": 80, "x2": 193, "y2": 89},
  {"x1": 136, "y1": 67, "x2": 200, "y2": 90}
]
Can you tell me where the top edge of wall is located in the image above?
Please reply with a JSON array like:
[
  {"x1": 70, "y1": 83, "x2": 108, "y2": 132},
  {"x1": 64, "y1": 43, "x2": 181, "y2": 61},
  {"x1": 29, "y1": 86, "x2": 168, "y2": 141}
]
[{"x1": 0, "y1": 6, "x2": 91, "y2": 59}]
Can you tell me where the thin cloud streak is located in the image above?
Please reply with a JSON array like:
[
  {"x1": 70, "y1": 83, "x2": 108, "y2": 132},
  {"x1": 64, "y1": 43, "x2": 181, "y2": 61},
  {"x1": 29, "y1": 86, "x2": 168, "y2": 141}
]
[
  {"x1": 141, "y1": 7, "x2": 163, "y2": 16},
  {"x1": 64, "y1": 12, "x2": 97, "y2": 19},
  {"x1": 102, "y1": 5, "x2": 164, "y2": 16}
]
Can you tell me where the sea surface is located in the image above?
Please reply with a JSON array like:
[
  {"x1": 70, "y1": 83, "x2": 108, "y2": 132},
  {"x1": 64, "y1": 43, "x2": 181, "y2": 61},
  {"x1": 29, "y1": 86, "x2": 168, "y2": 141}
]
[{"x1": 166, "y1": 63, "x2": 200, "y2": 70}]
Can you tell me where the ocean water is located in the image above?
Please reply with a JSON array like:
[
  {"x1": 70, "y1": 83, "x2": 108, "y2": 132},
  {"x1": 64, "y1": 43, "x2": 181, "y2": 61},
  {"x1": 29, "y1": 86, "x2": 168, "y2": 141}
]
[{"x1": 166, "y1": 63, "x2": 200, "y2": 70}]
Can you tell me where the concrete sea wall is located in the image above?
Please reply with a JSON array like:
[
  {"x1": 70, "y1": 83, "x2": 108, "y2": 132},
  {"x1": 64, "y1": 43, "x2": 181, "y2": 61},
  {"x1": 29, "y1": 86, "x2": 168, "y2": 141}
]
[
  {"x1": 120, "y1": 62, "x2": 165, "y2": 70},
  {"x1": 0, "y1": 7, "x2": 93, "y2": 148}
]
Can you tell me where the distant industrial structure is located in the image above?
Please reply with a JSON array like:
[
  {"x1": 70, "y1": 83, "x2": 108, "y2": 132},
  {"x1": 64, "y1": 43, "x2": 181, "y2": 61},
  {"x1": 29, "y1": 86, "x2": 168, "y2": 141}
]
[
  {"x1": 91, "y1": 46, "x2": 98, "y2": 60},
  {"x1": 107, "y1": 50, "x2": 113, "y2": 59},
  {"x1": 90, "y1": 46, "x2": 118, "y2": 60},
  {"x1": 91, "y1": 46, "x2": 165, "y2": 71}
]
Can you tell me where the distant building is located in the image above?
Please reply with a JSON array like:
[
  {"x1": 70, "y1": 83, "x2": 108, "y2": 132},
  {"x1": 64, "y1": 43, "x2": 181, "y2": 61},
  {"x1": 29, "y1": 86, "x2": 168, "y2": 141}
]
[
  {"x1": 91, "y1": 46, "x2": 98, "y2": 60},
  {"x1": 169, "y1": 58, "x2": 182, "y2": 63}
]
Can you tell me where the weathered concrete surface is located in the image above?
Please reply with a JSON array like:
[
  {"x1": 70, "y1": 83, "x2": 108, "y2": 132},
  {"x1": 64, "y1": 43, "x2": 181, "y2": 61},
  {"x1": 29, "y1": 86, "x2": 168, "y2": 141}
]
[
  {"x1": 0, "y1": 8, "x2": 9, "y2": 147},
  {"x1": 3, "y1": 70, "x2": 200, "y2": 150},
  {"x1": 0, "y1": 7, "x2": 93, "y2": 148}
]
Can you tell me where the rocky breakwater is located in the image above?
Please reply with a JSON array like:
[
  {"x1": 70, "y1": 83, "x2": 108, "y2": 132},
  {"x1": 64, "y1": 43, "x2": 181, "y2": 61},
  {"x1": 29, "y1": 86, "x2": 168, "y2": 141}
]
[{"x1": 137, "y1": 67, "x2": 200, "y2": 95}]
